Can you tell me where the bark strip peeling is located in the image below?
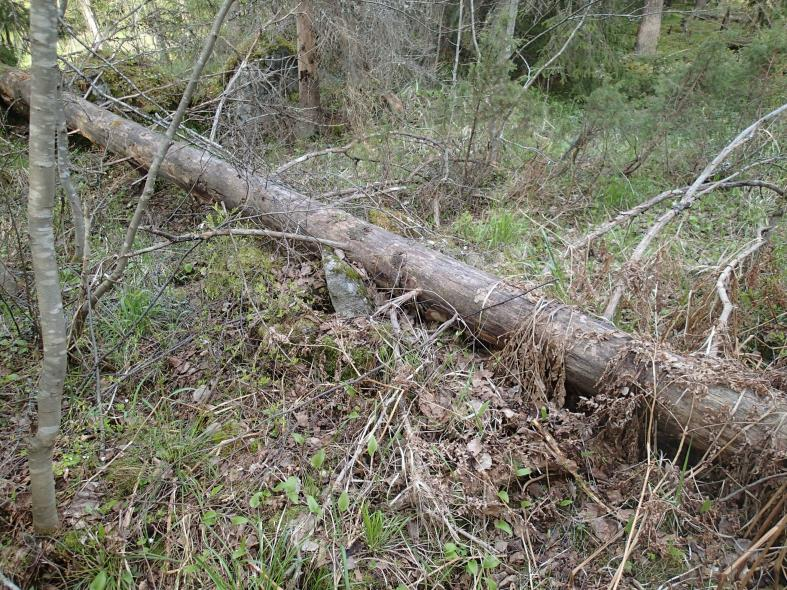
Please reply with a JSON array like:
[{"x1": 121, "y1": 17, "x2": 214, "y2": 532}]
[{"x1": 1, "y1": 66, "x2": 785, "y2": 463}]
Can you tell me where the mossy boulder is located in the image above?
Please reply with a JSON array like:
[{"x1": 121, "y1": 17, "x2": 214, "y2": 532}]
[
  {"x1": 222, "y1": 35, "x2": 297, "y2": 85},
  {"x1": 321, "y1": 250, "x2": 373, "y2": 318}
]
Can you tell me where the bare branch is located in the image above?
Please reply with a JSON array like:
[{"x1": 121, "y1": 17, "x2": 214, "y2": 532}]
[
  {"x1": 56, "y1": 87, "x2": 86, "y2": 263},
  {"x1": 603, "y1": 103, "x2": 787, "y2": 320},
  {"x1": 703, "y1": 212, "x2": 782, "y2": 356},
  {"x1": 136, "y1": 225, "x2": 348, "y2": 253},
  {"x1": 274, "y1": 140, "x2": 358, "y2": 176},
  {"x1": 72, "y1": 0, "x2": 237, "y2": 338},
  {"x1": 572, "y1": 179, "x2": 785, "y2": 252}
]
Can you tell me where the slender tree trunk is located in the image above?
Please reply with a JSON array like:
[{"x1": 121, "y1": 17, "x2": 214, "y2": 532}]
[
  {"x1": 635, "y1": 0, "x2": 664, "y2": 55},
  {"x1": 468, "y1": 0, "x2": 480, "y2": 58},
  {"x1": 452, "y1": 0, "x2": 464, "y2": 85},
  {"x1": 295, "y1": 0, "x2": 320, "y2": 139},
  {"x1": 76, "y1": 0, "x2": 102, "y2": 49},
  {"x1": 27, "y1": 0, "x2": 67, "y2": 534},
  {"x1": 433, "y1": 3, "x2": 445, "y2": 70},
  {"x1": 501, "y1": 0, "x2": 519, "y2": 63},
  {"x1": 694, "y1": 0, "x2": 708, "y2": 9},
  {"x1": 79, "y1": 0, "x2": 236, "y2": 326},
  {"x1": 56, "y1": 92, "x2": 86, "y2": 263}
]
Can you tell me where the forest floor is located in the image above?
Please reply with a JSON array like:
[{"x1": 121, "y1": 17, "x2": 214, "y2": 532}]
[{"x1": 1, "y1": 11, "x2": 786, "y2": 589}]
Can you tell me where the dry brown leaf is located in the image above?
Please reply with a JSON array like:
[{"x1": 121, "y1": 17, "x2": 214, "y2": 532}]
[
  {"x1": 476, "y1": 453, "x2": 493, "y2": 471},
  {"x1": 590, "y1": 517, "x2": 620, "y2": 542},
  {"x1": 418, "y1": 388, "x2": 451, "y2": 423},
  {"x1": 192, "y1": 384, "x2": 211, "y2": 403}
]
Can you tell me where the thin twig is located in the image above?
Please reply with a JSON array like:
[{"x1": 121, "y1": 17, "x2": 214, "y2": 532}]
[
  {"x1": 571, "y1": 180, "x2": 784, "y2": 252},
  {"x1": 274, "y1": 140, "x2": 358, "y2": 176},
  {"x1": 210, "y1": 32, "x2": 262, "y2": 142},
  {"x1": 56, "y1": 84, "x2": 86, "y2": 262},
  {"x1": 532, "y1": 419, "x2": 615, "y2": 515},
  {"x1": 718, "y1": 512, "x2": 787, "y2": 586},
  {"x1": 72, "y1": 0, "x2": 238, "y2": 339},
  {"x1": 373, "y1": 289, "x2": 421, "y2": 317},
  {"x1": 718, "y1": 472, "x2": 787, "y2": 502},
  {"x1": 608, "y1": 342, "x2": 661, "y2": 590},
  {"x1": 138, "y1": 226, "x2": 348, "y2": 250}
]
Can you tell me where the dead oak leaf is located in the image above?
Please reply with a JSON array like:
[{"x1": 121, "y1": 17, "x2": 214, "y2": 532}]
[
  {"x1": 590, "y1": 517, "x2": 620, "y2": 542},
  {"x1": 467, "y1": 437, "x2": 483, "y2": 456}
]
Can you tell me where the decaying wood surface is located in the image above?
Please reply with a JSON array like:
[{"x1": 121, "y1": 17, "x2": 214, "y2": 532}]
[{"x1": 2, "y1": 65, "x2": 785, "y2": 462}]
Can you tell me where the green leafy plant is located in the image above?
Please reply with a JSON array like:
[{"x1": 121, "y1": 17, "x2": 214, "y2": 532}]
[
  {"x1": 337, "y1": 491, "x2": 350, "y2": 513},
  {"x1": 306, "y1": 495, "x2": 322, "y2": 516},
  {"x1": 250, "y1": 490, "x2": 270, "y2": 508},
  {"x1": 274, "y1": 476, "x2": 301, "y2": 504},
  {"x1": 310, "y1": 448, "x2": 326, "y2": 470},
  {"x1": 367, "y1": 435, "x2": 378, "y2": 457},
  {"x1": 494, "y1": 519, "x2": 513, "y2": 536}
]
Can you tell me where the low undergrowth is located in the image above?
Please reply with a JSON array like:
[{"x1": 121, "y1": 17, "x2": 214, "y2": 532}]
[
  {"x1": 1, "y1": 135, "x2": 784, "y2": 588},
  {"x1": 1, "y1": 8, "x2": 786, "y2": 586}
]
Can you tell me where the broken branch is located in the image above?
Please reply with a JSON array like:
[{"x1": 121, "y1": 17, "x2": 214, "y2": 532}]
[
  {"x1": 603, "y1": 103, "x2": 787, "y2": 320},
  {"x1": 274, "y1": 140, "x2": 358, "y2": 176},
  {"x1": 573, "y1": 180, "x2": 784, "y2": 253},
  {"x1": 139, "y1": 225, "x2": 348, "y2": 250},
  {"x1": 703, "y1": 212, "x2": 782, "y2": 356}
]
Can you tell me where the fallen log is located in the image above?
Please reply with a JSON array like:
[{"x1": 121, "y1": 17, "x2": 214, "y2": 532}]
[{"x1": 2, "y1": 66, "x2": 785, "y2": 463}]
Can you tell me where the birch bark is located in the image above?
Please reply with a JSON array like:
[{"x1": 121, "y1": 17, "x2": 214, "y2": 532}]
[{"x1": 28, "y1": 0, "x2": 67, "y2": 534}]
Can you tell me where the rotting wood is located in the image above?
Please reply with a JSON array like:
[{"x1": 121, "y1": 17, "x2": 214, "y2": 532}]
[{"x1": 1, "y1": 65, "x2": 786, "y2": 462}]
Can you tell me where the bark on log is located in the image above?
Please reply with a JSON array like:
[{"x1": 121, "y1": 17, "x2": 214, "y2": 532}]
[{"x1": 2, "y1": 66, "x2": 785, "y2": 464}]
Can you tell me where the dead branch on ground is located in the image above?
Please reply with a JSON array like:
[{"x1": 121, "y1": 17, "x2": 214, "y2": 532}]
[
  {"x1": 703, "y1": 212, "x2": 783, "y2": 357},
  {"x1": 3, "y1": 66, "x2": 786, "y2": 460},
  {"x1": 274, "y1": 140, "x2": 359, "y2": 176},
  {"x1": 572, "y1": 179, "x2": 784, "y2": 253},
  {"x1": 603, "y1": 102, "x2": 787, "y2": 320},
  {"x1": 132, "y1": 226, "x2": 348, "y2": 257}
]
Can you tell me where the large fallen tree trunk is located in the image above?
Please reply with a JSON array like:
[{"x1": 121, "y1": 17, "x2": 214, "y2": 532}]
[{"x1": 2, "y1": 66, "x2": 785, "y2": 463}]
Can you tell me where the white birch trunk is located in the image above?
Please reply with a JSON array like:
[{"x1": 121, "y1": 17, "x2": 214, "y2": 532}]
[{"x1": 28, "y1": 0, "x2": 67, "y2": 534}]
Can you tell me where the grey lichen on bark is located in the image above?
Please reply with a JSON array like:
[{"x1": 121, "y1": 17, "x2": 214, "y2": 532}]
[{"x1": 28, "y1": 0, "x2": 67, "y2": 534}]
